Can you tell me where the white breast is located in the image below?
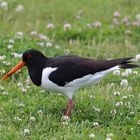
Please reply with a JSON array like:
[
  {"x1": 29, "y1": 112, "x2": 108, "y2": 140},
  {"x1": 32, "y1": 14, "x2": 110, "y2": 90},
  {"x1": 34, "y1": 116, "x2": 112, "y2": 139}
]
[
  {"x1": 41, "y1": 67, "x2": 75, "y2": 98},
  {"x1": 41, "y1": 66, "x2": 119, "y2": 99},
  {"x1": 41, "y1": 67, "x2": 58, "y2": 91}
]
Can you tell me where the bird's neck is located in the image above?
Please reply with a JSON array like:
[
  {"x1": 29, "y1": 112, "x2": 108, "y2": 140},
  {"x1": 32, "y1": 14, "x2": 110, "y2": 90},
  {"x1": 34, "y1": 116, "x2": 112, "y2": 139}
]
[{"x1": 28, "y1": 58, "x2": 47, "y2": 86}]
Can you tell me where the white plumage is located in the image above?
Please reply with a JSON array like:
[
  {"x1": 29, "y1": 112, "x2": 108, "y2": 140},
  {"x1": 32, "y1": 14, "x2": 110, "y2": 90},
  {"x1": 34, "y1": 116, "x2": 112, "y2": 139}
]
[{"x1": 41, "y1": 66, "x2": 119, "y2": 99}]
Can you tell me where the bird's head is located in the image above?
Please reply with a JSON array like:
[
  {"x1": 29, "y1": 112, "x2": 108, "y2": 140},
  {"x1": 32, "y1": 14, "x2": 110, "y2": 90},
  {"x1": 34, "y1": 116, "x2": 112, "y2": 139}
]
[
  {"x1": 1, "y1": 49, "x2": 46, "y2": 80},
  {"x1": 22, "y1": 49, "x2": 46, "y2": 66}
]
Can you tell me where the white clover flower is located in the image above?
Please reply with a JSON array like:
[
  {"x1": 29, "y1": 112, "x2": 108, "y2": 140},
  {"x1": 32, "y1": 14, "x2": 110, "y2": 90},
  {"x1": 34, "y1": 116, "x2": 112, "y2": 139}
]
[
  {"x1": 0, "y1": 1, "x2": 8, "y2": 10},
  {"x1": 64, "y1": 23, "x2": 71, "y2": 30},
  {"x1": 17, "y1": 69, "x2": 21, "y2": 73},
  {"x1": 137, "y1": 120, "x2": 140, "y2": 125},
  {"x1": 18, "y1": 103, "x2": 25, "y2": 108},
  {"x1": 16, "y1": 32, "x2": 23, "y2": 39},
  {"x1": 37, "y1": 42, "x2": 45, "y2": 47},
  {"x1": 125, "y1": 102, "x2": 131, "y2": 108},
  {"x1": 122, "y1": 17, "x2": 129, "y2": 24},
  {"x1": 86, "y1": 23, "x2": 92, "y2": 28},
  {"x1": 75, "y1": 15, "x2": 81, "y2": 20},
  {"x1": 92, "y1": 21, "x2": 102, "y2": 28},
  {"x1": 89, "y1": 95, "x2": 95, "y2": 99},
  {"x1": 21, "y1": 87, "x2": 27, "y2": 92},
  {"x1": 29, "y1": 116, "x2": 36, "y2": 122},
  {"x1": 93, "y1": 107, "x2": 101, "y2": 112},
  {"x1": 121, "y1": 96, "x2": 127, "y2": 99},
  {"x1": 3, "y1": 61, "x2": 11, "y2": 66},
  {"x1": 126, "y1": 116, "x2": 131, "y2": 120},
  {"x1": 129, "y1": 111, "x2": 134, "y2": 115},
  {"x1": 7, "y1": 44, "x2": 13, "y2": 49},
  {"x1": 127, "y1": 86, "x2": 132, "y2": 92},
  {"x1": 135, "y1": 54, "x2": 140, "y2": 62},
  {"x1": 107, "y1": 133, "x2": 113, "y2": 137},
  {"x1": 115, "y1": 101, "x2": 123, "y2": 107},
  {"x1": 120, "y1": 79, "x2": 128, "y2": 86},
  {"x1": 0, "y1": 55, "x2": 6, "y2": 60},
  {"x1": 132, "y1": 21, "x2": 140, "y2": 27},
  {"x1": 122, "y1": 69, "x2": 132, "y2": 77},
  {"x1": 23, "y1": 129, "x2": 30, "y2": 135},
  {"x1": 55, "y1": 45, "x2": 60, "y2": 49},
  {"x1": 113, "y1": 69, "x2": 120, "y2": 76},
  {"x1": 38, "y1": 34, "x2": 47, "y2": 41},
  {"x1": 112, "y1": 18, "x2": 120, "y2": 25},
  {"x1": 25, "y1": 85, "x2": 30, "y2": 89},
  {"x1": 2, "y1": 91, "x2": 9, "y2": 95},
  {"x1": 15, "y1": 4, "x2": 24, "y2": 12},
  {"x1": 17, "y1": 82, "x2": 23, "y2": 87},
  {"x1": 37, "y1": 109, "x2": 43, "y2": 115},
  {"x1": 11, "y1": 52, "x2": 22, "y2": 58},
  {"x1": 125, "y1": 30, "x2": 131, "y2": 35},
  {"x1": 0, "y1": 69, "x2": 6, "y2": 74},
  {"x1": 61, "y1": 115, "x2": 70, "y2": 122},
  {"x1": 133, "y1": 70, "x2": 138, "y2": 75},
  {"x1": 9, "y1": 39, "x2": 14, "y2": 44},
  {"x1": 93, "y1": 122, "x2": 99, "y2": 127},
  {"x1": 39, "y1": 90, "x2": 46, "y2": 93},
  {"x1": 128, "y1": 94, "x2": 134, "y2": 98},
  {"x1": 46, "y1": 23, "x2": 54, "y2": 29},
  {"x1": 110, "y1": 82, "x2": 115, "y2": 86},
  {"x1": 26, "y1": 77, "x2": 31, "y2": 84},
  {"x1": 120, "y1": 113, "x2": 123, "y2": 116},
  {"x1": 125, "y1": 69, "x2": 133, "y2": 75},
  {"x1": 64, "y1": 49, "x2": 70, "y2": 55},
  {"x1": 30, "y1": 31, "x2": 37, "y2": 36},
  {"x1": 61, "y1": 116, "x2": 70, "y2": 126},
  {"x1": 14, "y1": 116, "x2": 22, "y2": 121},
  {"x1": 46, "y1": 42, "x2": 52, "y2": 47},
  {"x1": 121, "y1": 71, "x2": 129, "y2": 77},
  {"x1": 114, "y1": 11, "x2": 120, "y2": 17},
  {"x1": 0, "y1": 85, "x2": 4, "y2": 90},
  {"x1": 136, "y1": 14, "x2": 140, "y2": 21},
  {"x1": 113, "y1": 91, "x2": 120, "y2": 96},
  {"x1": 106, "y1": 138, "x2": 111, "y2": 140},
  {"x1": 89, "y1": 133, "x2": 95, "y2": 139},
  {"x1": 62, "y1": 121, "x2": 69, "y2": 126}
]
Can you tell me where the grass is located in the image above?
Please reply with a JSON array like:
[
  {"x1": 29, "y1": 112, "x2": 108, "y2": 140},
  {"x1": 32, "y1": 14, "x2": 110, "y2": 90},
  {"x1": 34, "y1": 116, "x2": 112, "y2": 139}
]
[{"x1": 0, "y1": 0, "x2": 140, "y2": 139}]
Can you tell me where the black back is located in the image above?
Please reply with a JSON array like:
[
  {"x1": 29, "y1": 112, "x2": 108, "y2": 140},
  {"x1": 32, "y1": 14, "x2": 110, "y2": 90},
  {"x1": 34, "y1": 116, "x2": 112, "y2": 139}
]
[
  {"x1": 46, "y1": 56, "x2": 133, "y2": 86},
  {"x1": 22, "y1": 49, "x2": 136, "y2": 87}
]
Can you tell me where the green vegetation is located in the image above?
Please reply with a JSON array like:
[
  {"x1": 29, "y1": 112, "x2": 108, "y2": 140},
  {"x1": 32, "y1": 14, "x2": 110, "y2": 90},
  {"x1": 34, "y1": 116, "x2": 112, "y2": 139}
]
[{"x1": 0, "y1": 0, "x2": 140, "y2": 139}]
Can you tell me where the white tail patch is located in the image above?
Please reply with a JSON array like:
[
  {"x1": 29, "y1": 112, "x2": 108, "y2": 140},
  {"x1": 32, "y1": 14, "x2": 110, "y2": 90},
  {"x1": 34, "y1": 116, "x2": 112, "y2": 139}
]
[
  {"x1": 40, "y1": 65, "x2": 120, "y2": 99},
  {"x1": 66, "y1": 65, "x2": 120, "y2": 88}
]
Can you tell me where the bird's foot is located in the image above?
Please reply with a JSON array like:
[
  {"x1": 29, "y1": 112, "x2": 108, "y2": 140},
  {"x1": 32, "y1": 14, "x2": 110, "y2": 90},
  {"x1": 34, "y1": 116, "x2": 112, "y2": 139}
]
[
  {"x1": 63, "y1": 99, "x2": 74, "y2": 116},
  {"x1": 63, "y1": 108, "x2": 67, "y2": 114}
]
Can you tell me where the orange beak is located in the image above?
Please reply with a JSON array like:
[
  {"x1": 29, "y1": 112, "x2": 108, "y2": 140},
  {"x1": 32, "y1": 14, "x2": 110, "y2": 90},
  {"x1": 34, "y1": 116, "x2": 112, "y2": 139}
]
[{"x1": 1, "y1": 61, "x2": 25, "y2": 81}]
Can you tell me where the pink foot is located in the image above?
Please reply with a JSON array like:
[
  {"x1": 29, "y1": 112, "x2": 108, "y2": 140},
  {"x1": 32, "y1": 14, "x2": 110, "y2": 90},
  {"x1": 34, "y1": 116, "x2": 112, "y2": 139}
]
[{"x1": 64, "y1": 99, "x2": 74, "y2": 116}]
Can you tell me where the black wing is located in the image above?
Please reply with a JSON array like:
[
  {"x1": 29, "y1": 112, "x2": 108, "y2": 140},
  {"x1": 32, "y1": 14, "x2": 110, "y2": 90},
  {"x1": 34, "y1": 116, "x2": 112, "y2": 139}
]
[{"x1": 45, "y1": 56, "x2": 135, "y2": 86}]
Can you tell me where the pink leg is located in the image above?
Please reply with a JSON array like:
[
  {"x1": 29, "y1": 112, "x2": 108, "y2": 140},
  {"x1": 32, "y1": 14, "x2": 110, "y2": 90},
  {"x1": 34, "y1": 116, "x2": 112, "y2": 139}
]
[{"x1": 64, "y1": 99, "x2": 74, "y2": 116}]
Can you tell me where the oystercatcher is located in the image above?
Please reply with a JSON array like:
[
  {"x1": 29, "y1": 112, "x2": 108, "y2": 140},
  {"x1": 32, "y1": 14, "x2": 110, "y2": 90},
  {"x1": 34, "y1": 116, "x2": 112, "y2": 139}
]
[{"x1": 1, "y1": 49, "x2": 139, "y2": 116}]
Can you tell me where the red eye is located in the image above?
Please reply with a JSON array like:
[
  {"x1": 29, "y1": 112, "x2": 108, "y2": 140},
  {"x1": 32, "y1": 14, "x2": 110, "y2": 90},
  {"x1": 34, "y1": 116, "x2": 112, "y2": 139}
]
[{"x1": 27, "y1": 54, "x2": 32, "y2": 59}]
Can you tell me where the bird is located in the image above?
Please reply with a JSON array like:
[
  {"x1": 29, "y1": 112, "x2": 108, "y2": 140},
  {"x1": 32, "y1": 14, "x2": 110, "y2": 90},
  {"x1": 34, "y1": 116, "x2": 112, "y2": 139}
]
[{"x1": 1, "y1": 49, "x2": 139, "y2": 116}]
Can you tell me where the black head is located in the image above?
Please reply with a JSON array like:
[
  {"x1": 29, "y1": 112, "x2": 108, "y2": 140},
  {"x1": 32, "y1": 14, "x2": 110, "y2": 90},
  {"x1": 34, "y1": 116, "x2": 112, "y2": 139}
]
[
  {"x1": 22, "y1": 49, "x2": 47, "y2": 86},
  {"x1": 22, "y1": 49, "x2": 46, "y2": 66}
]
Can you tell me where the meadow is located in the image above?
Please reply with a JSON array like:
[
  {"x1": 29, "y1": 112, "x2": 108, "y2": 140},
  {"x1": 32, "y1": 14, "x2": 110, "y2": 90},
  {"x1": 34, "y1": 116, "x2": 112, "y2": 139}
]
[{"x1": 0, "y1": 0, "x2": 140, "y2": 139}]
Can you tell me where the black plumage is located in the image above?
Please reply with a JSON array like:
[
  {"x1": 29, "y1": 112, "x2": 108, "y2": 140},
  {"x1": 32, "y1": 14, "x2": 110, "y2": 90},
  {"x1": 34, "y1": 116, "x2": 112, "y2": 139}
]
[
  {"x1": 2, "y1": 49, "x2": 139, "y2": 116},
  {"x1": 22, "y1": 49, "x2": 138, "y2": 87}
]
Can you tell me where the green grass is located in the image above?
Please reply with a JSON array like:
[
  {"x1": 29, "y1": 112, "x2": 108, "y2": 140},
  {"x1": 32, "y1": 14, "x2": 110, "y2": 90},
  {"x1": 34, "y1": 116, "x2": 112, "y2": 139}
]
[{"x1": 0, "y1": 0, "x2": 140, "y2": 139}]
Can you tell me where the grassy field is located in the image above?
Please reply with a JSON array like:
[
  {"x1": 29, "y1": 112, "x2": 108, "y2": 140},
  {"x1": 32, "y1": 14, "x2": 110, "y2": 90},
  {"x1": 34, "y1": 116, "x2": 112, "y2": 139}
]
[{"x1": 0, "y1": 0, "x2": 140, "y2": 139}]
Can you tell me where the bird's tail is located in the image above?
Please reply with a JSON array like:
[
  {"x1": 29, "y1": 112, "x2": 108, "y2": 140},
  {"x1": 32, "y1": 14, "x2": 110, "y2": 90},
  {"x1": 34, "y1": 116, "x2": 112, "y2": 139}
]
[{"x1": 114, "y1": 57, "x2": 140, "y2": 69}]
